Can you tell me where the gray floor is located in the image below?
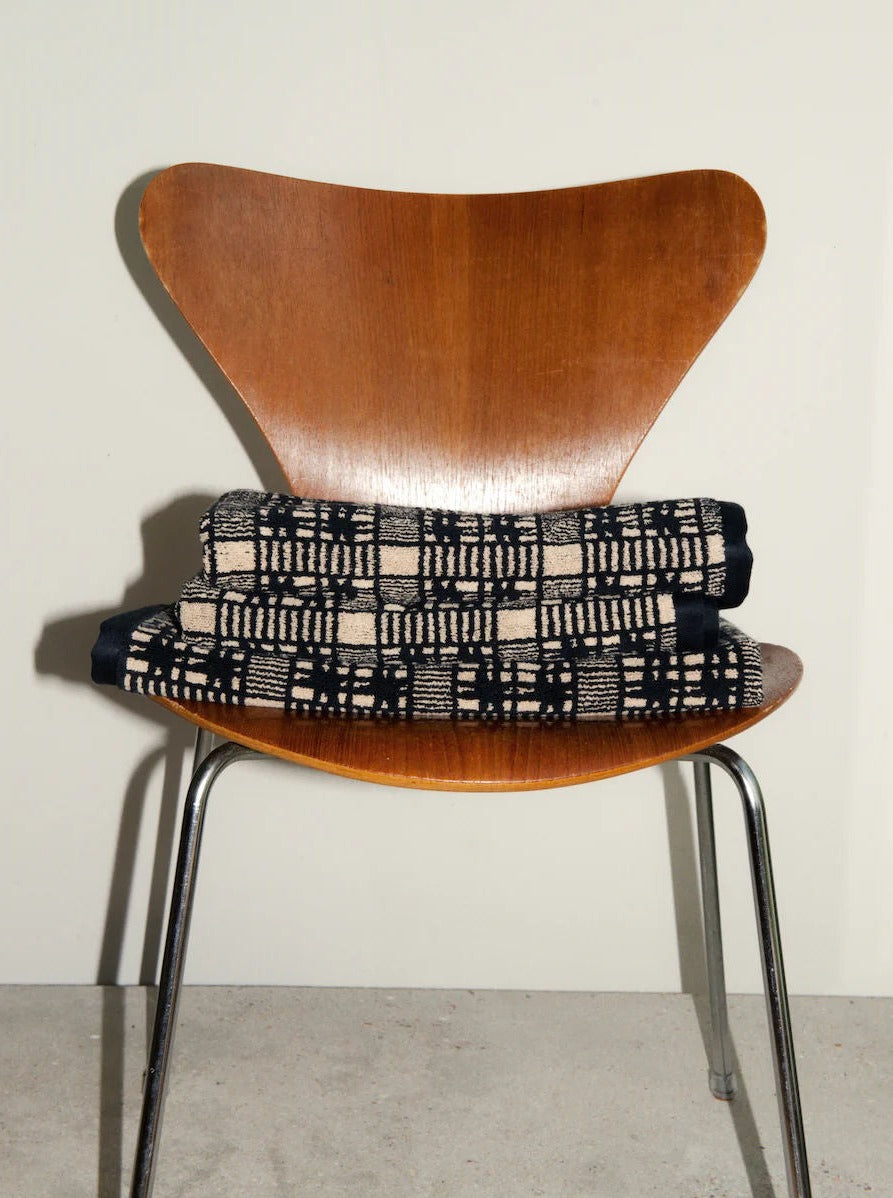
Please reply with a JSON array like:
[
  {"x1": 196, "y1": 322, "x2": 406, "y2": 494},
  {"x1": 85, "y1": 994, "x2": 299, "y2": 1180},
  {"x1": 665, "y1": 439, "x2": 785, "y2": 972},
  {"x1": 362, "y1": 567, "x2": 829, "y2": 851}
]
[{"x1": 0, "y1": 988, "x2": 889, "y2": 1197}]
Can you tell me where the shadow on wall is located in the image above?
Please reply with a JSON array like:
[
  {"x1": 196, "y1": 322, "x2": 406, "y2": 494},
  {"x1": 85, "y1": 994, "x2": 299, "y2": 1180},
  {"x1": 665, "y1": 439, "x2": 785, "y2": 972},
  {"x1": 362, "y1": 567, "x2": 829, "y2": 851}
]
[
  {"x1": 36, "y1": 492, "x2": 211, "y2": 687},
  {"x1": 31, "y1": 168, "x2": 286, "y2": 1198},
  {"x1": 34, "y1": 164, "x2": 288, "y2": 707},
  {"x1": 34, "y1": 497, "x2": 216, "y2": 1198},
  {"x1": 114, "y1": 168, "x2": 289, "y2": 490},
  {"x1": 34, "y1": 163, "x2": 290, "y2": 985}
]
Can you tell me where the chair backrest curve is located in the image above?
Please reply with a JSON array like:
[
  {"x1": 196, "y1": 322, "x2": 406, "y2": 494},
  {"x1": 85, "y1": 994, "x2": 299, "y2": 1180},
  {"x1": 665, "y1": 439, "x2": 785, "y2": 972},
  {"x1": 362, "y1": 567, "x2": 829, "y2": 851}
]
[{"x1": 139, "y1": 164, "x2": 765, "y2": 511}]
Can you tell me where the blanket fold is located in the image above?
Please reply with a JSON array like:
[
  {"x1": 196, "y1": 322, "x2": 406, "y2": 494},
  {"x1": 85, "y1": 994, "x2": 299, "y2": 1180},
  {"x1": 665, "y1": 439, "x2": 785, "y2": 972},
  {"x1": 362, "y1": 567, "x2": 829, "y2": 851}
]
[
  {"x1": 96, "y1": 606, "x2": 762, "y2": 721},
  {"x1": 92, "y1": 489, "x2": 763, "y2": 721},
  {"x1": 176, "y1": 574, "x2": 720, "y2": 660},
  {"x1": 200, "y1": 491, "x2": 752, "y2": 606}
]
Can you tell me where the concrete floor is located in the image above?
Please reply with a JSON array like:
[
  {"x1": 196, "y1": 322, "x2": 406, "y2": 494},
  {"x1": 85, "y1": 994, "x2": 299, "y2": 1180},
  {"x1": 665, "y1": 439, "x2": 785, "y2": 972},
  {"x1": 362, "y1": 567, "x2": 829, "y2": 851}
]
[{"x1": 0, "y1": 988, "x2": 889, "y2": 1197}]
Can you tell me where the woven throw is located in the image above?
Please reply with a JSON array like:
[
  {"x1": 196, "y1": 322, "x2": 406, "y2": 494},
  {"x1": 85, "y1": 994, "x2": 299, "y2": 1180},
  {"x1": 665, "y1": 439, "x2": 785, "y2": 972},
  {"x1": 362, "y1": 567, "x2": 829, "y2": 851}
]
[
  {"x1": 111, "y1": 607, "x2": 762, "y2": 721},
  {"x1": 177, "y1": 575, "x2": 720, "y2": 662},
  {"x1": 201, "y1": 491, "x2": 752, "y2": 606}
]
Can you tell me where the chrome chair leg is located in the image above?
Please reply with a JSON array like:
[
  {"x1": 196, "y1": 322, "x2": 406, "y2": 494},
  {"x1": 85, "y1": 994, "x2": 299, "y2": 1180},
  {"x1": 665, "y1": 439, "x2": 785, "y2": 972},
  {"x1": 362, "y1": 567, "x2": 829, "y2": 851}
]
[
  {"x1": 689, "y1": 744, "x2": 811, "y2": 1198},
  {"x1": 128, "y1": 732, "x2": 810, "y2": 1198},
  {"x1": 191, "y1": 726, "x2": 216, "y2": 774},
  {"x1": 692, "y1": 758, "x2": 737, "y2": 1100},
  {"x1": 130, "y1": 738, "x2": 257, "y2": 1198}
]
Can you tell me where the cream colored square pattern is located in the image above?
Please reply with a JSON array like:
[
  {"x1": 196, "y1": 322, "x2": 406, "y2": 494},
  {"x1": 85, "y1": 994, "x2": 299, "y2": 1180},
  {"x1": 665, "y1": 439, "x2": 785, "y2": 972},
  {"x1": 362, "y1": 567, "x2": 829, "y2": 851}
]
[
  {"x1": 657, "y1": 594, "x2": 675, "y2": 625},
  {"x1": 707, "y1": 534, "x2": 725, "y2": 565},
  {"x1": 496, "y1": 607, "x2": 537, "y2": 641},
  {"x1": 180, "y1": 602, "x2": 216, "y2": 635},
  {"x1": 379, "y1": 546, "x2": 420, "y2": 576},
  {"x1": 338, "y1": 611, "x2": 377, "y2": 645},
  {"x1": 542, "y1": 544, "x2": 584, "y2": 576},
  {"x1": 213, "y1": 541, "x2": 256, "y2": 572}
]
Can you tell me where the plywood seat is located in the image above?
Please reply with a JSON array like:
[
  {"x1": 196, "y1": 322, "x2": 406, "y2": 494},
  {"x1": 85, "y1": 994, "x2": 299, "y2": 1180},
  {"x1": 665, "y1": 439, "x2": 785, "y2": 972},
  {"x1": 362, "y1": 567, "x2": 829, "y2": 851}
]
[{"x1": 154, "y1": 643, "x2": 800, "y2": 790}]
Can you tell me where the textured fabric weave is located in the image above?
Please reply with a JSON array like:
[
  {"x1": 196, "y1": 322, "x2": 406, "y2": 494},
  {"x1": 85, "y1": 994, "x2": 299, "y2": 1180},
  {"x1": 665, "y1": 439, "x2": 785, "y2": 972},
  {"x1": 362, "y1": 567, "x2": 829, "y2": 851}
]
[
  {"x1": 177, "y1": 574, "x2": 719, "y2": 661},
  {"x1": 201, "y1": 491, "x2": 751, "y2": 605},
  {"x1": 93, "y1": 489, "x2": 763, "y2": 721},
  {"x1": 118, "y1": 607, "x2": 762, "y2": 720}
]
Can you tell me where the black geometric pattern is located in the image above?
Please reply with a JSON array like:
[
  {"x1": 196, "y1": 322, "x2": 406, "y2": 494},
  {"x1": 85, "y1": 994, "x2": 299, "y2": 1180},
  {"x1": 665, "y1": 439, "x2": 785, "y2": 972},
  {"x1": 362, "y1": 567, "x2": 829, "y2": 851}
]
[
  {"x1": 201, "y1": 491, "x2": 750, "y2": 605},
  {"x1": 119, "y1": 609, "x2": 762, "y2": 720},
  {"x1": 177, "y1": 574, "x2": 719, "y2": 661},
  {"x1": 93, "y1": 490, "x2": 765, "y2": 721}
]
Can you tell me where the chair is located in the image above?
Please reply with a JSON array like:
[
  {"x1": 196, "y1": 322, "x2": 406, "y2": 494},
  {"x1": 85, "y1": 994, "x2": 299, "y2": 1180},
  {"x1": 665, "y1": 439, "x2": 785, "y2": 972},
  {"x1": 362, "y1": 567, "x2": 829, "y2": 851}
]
[{"x1": 127, "y1": 164, "x2": 810, "y2": 1197}]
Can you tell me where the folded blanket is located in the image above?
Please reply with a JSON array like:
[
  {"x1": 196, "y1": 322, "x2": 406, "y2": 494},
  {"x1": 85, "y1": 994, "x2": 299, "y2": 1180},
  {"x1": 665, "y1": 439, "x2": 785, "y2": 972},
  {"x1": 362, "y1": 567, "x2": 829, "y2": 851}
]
[
  {"x1": 177, "y1": 575, "x2": 720, "y2": 661},
  {"x1": 92, "y1": 490, "x2": 763, "y2": 721},
  {"x1": 201, "y1": 491, "x2": 752, "y2": 607},
  {"x1": 93, "y1": 606, "x2": 762, "y2": 721}
]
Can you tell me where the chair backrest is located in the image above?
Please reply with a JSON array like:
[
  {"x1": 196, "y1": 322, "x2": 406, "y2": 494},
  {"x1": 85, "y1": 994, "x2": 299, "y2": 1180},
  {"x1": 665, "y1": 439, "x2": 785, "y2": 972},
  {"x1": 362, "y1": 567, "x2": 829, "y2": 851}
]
[{"x1": 139, "y1": 164, "x2": 765, "y2": 511}]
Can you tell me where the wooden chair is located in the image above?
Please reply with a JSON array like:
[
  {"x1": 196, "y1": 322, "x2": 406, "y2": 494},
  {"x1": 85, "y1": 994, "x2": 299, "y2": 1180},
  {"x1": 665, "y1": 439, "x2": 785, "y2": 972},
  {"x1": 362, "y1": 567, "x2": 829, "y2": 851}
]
[{"x1": 129, "y1": 164, "x2": 810, "y2": 1197}]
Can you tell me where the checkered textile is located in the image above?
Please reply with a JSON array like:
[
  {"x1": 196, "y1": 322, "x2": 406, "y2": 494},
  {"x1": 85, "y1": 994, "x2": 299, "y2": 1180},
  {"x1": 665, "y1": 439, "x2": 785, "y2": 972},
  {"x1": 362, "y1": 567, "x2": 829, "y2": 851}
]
[
  {"x1": 177, "y1": 574, "x2": 719, "y2": 661},
  {"x1": 201, "y1": 491, "x2": 750, "y2": 605},
  {"x1": 119, "y1": 608, "x2": 762, "y2": 720},
  {"x1": 92, "y1": 490, "x2": 763, "y2": 720}
]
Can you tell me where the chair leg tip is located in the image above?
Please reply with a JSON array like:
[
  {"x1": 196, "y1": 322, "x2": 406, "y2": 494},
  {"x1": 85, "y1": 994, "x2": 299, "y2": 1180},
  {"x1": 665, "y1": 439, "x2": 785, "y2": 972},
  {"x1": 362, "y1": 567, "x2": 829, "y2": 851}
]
[{"x1": 709, "y1": 1068, "x2": 738, "y2": 1101}]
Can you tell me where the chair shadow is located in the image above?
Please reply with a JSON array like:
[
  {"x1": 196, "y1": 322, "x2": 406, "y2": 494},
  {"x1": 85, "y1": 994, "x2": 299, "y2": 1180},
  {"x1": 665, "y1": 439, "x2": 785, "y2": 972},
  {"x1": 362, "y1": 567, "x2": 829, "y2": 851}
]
[
  {"x1": 33, "y1": 168, "x2": 287, "y2": 1198},
  {"x1": 661, "y1": 761, "x2": 776, "y2": 1198},
  {"x1": 34, "y1": 494, "x2": 208, "y2": 1196},
  {"x1": 94, "y1": 738, "x2": 187, "y2": 1198},
  {"x1": 114, "y1": 168, "x2": 289, "y2": 493}
]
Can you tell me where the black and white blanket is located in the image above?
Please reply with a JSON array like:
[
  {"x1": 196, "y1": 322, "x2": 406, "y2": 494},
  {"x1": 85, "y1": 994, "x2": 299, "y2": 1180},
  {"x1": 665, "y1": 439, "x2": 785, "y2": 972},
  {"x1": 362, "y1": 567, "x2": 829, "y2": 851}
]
[
  {"x1": 98, "y1": 607, "x2": 761, "y2": 721},
  {"x1": 200, "y1": 491, "x2": 752, "y2": 606},
  {"x1": 92, "y1": 490, "x2": 762, "y2": 720},
  {"x1": 177, "y1": 575, "x2": 720, "y2": 660}
]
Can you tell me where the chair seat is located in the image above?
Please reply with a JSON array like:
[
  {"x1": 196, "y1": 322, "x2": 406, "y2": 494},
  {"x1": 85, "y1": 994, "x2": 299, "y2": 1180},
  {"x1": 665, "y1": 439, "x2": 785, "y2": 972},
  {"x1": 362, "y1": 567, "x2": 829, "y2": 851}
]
[{"x1": 152, "y1": 643, "x2": 801, "y2": 791}]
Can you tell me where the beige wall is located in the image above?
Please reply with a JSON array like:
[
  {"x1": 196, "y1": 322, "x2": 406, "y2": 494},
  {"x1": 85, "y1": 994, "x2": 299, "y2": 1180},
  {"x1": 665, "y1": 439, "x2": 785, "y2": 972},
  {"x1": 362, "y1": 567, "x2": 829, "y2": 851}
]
[{"x1": 2, "y1": 0, "x2": 891, "y2": 993}]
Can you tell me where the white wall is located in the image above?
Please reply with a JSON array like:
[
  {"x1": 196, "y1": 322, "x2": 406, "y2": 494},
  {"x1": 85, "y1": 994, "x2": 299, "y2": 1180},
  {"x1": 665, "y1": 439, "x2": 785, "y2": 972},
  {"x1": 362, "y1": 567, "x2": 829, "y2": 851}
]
[{"x1": 2, "y1": 0, "x2": 891, "y2": 994}]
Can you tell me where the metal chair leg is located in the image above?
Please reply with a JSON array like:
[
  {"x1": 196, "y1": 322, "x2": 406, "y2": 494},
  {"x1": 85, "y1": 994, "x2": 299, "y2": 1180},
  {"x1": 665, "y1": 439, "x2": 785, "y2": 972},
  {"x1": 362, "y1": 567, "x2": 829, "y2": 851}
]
[
  {"x1": 126, "y1": 729, "x2": 809, "y2": 1198},
  {"x1": 191, "y1": 726, "x2": 216, "y2": 774},
  {"x1": 689, "y1": 744, "x2": 811, "y2": 1198},
  {"x1": 130, "y1": 737, "x2": 257, "y2": 1198},
  {"x1": 692, "y1": 758, "x2": 737, "y2": 1100}
]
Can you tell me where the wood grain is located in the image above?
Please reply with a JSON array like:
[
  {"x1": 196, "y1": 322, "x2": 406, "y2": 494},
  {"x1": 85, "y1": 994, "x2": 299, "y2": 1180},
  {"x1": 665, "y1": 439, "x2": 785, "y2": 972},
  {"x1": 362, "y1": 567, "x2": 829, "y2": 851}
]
[
  {"x1": 140, "y1": 164, "x2": 797, "y2": 788},
  {"x1": 151, "y1": 644, "x2": 801, "y2": 792},
  {"x1": 140, "y1": 165, "x2": 766, "y2": 511}
]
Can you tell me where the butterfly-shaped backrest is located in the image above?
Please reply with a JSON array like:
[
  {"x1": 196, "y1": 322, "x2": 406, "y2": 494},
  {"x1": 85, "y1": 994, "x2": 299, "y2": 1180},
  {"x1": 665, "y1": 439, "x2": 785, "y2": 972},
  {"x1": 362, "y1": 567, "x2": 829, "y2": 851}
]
[{"x1": 140, "y1": 164, "x2": 765, "y2": 510}]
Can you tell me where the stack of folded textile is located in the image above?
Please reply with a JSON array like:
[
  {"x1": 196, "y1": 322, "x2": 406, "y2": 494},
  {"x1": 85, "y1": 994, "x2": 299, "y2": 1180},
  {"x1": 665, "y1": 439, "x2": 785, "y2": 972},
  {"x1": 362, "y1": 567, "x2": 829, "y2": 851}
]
[{"x1": 91, "y1": 490, "x2": 763, "y2": 720}]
